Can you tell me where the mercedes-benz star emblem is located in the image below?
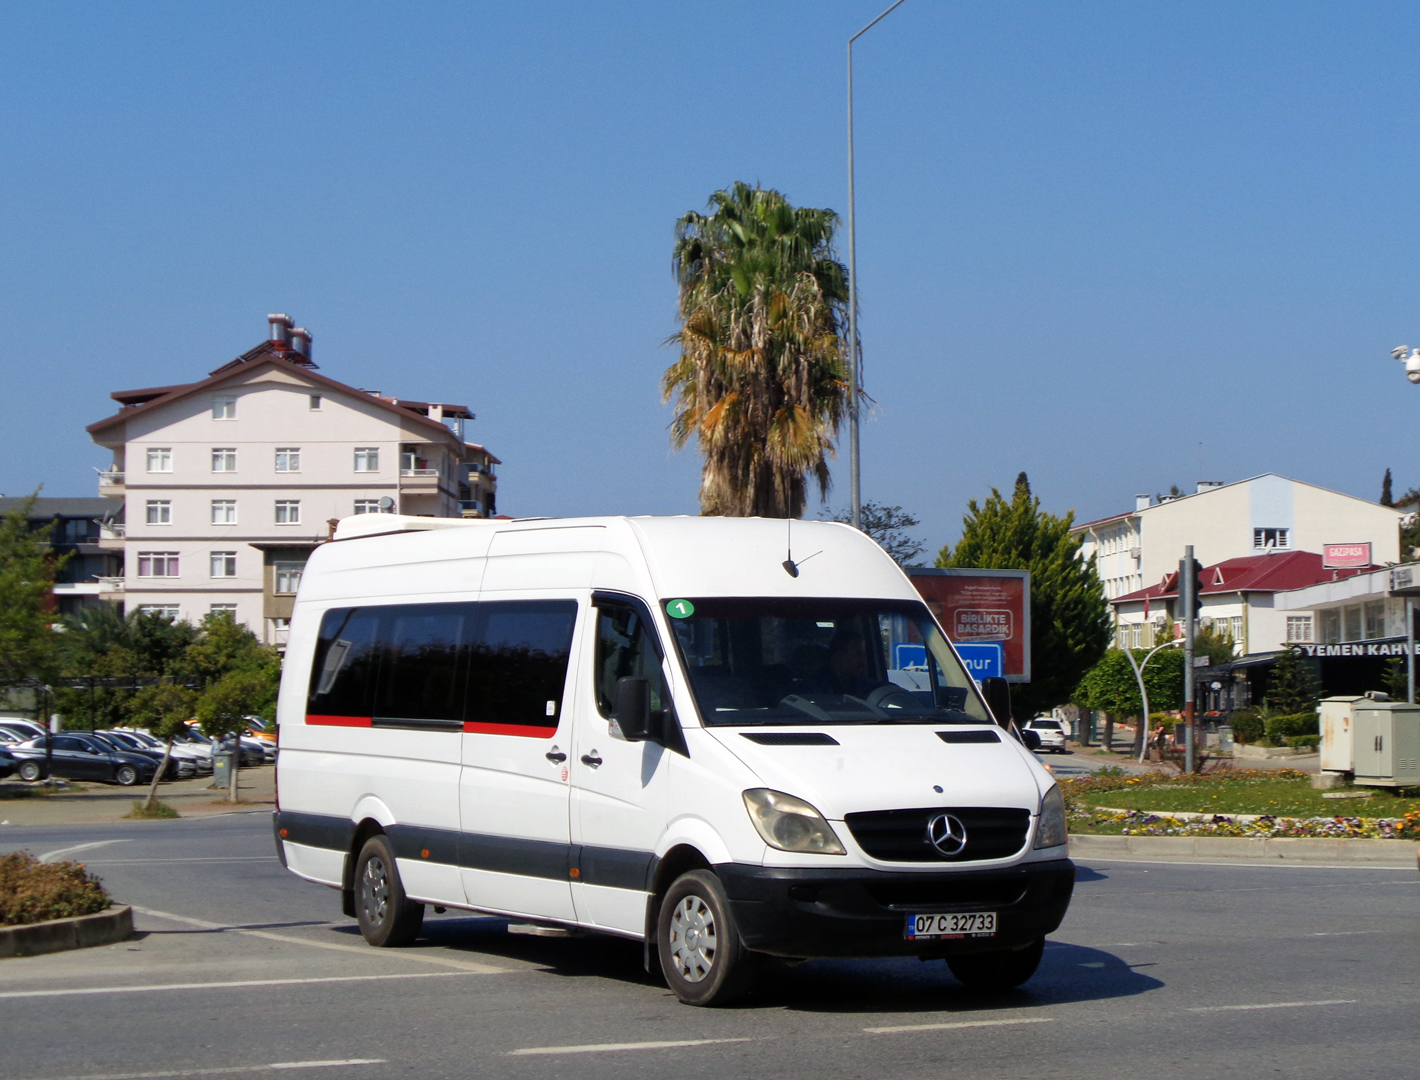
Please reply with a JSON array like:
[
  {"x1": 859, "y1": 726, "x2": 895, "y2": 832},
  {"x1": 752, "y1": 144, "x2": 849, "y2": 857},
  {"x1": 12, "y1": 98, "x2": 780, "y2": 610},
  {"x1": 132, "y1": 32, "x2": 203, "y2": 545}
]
[{"x1": 926, "y1": 813, "x2": 968, "y2": 856}]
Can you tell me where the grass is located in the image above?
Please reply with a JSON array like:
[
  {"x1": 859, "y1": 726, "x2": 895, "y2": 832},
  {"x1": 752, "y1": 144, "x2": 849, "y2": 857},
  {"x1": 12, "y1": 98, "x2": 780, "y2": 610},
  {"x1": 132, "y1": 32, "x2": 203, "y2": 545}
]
[
  {"x1": 1083, "y1": 778, "x2": 1420, "y2": 818},
  {"x1": 125, "y1": 800, "x2": 179, "y2": 819}
]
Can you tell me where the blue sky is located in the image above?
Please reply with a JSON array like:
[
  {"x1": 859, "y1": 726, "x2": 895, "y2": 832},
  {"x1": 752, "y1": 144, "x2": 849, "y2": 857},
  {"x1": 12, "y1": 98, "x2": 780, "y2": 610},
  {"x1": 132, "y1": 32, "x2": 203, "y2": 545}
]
[{"x1": 3, "y1": 2, "x2": 1418, "y2": 556}]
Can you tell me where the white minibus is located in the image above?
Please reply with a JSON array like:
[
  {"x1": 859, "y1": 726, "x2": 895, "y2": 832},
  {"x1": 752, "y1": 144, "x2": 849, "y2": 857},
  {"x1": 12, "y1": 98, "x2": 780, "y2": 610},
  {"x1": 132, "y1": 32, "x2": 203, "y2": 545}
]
[{"x1": 273, "y1": 514, "x2": 1073, "y2": 1005}]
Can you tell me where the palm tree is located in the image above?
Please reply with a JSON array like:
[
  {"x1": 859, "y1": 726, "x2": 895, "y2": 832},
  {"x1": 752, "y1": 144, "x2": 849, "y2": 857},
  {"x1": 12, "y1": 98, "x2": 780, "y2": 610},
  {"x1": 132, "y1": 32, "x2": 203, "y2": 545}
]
[{"x1": 663, "y1": 182, "x2": 851, "y2": 518}]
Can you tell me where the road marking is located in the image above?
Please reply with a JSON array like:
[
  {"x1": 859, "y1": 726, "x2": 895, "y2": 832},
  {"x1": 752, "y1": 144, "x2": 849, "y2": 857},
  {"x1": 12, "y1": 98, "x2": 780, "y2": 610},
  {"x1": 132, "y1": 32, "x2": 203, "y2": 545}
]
[
  {"x1": 509, "y1": 1038, "x2": 755, "y2": 1056},
  {"x1": 864, "y1": 1017, "x2": 1055, "y2": 1035},
  {"x1": 9, "y1": 1059, "x2": 386, "y2": 1080},
  {"x1": 86, "y1": 857, "x2": 272, "y2": 865},
  {"x1": 0, "y1": 972, "x2": 470, "y2": 1000},
  {"x1": 133, "y1": 907, "x2": 508, "y2": 974},
  {"x1": 37, "y1": 840, "x2": 133, "y2": 863},
  {"x1": 1083, "y1": 857, "x2": 1418, "y2": 872},
  {"x1": 1188, "y1": 999, "x2": 1356, "y2": 1013}
]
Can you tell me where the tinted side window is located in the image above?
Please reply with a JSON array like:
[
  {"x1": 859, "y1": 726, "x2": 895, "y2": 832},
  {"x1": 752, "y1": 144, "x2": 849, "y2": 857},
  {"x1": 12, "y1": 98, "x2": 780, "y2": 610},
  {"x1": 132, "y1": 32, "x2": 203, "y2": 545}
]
[
  {"x1": 466, "y1": 601, "x2": 577, "y2": 732},
  {"x1": 372, "y1": 604, "x2": 473, "y2": 724},
  {"x1": 52, "y1": 736, "x2": 85, "y2": 752},
  {"x1": 595, "y1": 597, "x2": 668, "y2": 718},
  {"x1": 308, "y1": 608, "x2": 384, "y2": 719}
]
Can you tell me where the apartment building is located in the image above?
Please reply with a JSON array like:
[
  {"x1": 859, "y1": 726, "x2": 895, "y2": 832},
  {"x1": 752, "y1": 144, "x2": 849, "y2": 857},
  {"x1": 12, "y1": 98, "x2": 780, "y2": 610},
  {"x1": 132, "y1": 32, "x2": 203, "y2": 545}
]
[
  {"x1": 0, "y1": 497, "x2": 123, "y2": 616},
  {"x1": 1074, "y1": 474, "x2": 1403, "y2": 601},
  {"x1": 86, "y1": 314, "x2": 500, "y2": 645}
]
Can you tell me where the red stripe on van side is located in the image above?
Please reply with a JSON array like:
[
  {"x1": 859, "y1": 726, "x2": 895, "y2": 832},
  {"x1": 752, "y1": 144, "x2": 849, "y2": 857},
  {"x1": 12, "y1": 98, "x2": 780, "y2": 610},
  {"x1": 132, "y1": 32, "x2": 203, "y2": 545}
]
[
  {"x1": 306, "y1": 714, "x2": 373, "y2": 727},
  {"x1": 462, "y1": 721, "x2": 558, "y2": 738}
]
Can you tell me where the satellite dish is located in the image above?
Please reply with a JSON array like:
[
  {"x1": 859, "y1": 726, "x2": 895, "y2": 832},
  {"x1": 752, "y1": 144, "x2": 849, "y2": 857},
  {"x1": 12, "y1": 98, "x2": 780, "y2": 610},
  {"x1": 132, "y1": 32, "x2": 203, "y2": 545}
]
[{"x1": 378, "y1": 496, "x2": 396, "y2": 511}]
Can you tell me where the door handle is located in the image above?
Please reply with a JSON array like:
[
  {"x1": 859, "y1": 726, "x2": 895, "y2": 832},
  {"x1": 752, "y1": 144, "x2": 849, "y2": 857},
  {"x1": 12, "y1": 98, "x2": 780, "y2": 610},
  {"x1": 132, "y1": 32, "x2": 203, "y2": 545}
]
[
  {"x1": 580, "y1": 752, "x2": 603, "y2": 768},
  {"x1": 545, "y1": 749, "x2": 567, "y2": 764}
]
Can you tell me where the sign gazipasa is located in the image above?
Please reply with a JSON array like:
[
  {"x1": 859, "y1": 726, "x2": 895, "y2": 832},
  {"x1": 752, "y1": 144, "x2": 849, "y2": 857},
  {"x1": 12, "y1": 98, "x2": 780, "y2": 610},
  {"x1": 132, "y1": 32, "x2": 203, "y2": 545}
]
[
  {"x1": 906, "y1": 568, "x2": 1031, "y2": 683},
  {"x1": 1323, "y1": 543, "x2": 1372, "y2": 570}
]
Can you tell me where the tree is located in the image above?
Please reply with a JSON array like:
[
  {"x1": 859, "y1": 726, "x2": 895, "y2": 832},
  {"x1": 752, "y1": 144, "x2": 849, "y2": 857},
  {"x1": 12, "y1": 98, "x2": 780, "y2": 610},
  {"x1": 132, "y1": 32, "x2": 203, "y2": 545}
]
[
  {"x1": 937, "y1": 474, "x2": 1111, "y2": 717},
  {"x1": 825, "y1": 502, "x2": 926, "y2": 566},
  {"x1": 128, "y1": 681, "x2": 198, "y2": 813},
  {"x1": 663, "y1": 182, "x2": 850, "y2": 518},
  {"x1": 1381, "y1": 468, "x2": 1395, "y2": 507},
  {"x1": 1265, "y1": 645, "x2": 1320, "y2": 714},
  {"x1": 1193, "y1": 624, "x2": 1237, "y2": 666},
  {"x1": 52, "y1": 607, "x2": 200, "y2": 729},
  {"x1": 1074, "y1": 647, "x2": 1186, "y2": 751},
  {"x1": 0, "y1": 492, "x2": 67, "y2": 694},
  {"x1": 190, "y1": 611, "x2": 280, "y2": 802},
  {"x1": 196, "y1": 670, "x2": 272, "y2": 802}
]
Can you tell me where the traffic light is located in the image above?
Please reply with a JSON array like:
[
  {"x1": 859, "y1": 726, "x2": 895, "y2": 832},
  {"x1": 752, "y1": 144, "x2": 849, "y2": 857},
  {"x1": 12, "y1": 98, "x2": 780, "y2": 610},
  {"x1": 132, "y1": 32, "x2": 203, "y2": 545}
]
[
  {"x1": 1191, "y1": 558, "x2": 1206, "y2": 621},
  {"x1": 1178, "y1": 557, "x2": 1205, "y2": 623}
]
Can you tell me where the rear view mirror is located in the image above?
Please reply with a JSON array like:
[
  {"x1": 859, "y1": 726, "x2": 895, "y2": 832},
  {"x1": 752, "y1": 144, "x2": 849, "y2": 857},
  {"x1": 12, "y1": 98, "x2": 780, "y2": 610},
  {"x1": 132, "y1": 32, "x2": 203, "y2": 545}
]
[
  {"x1": 1020, "y1": 728, "x2": 1042, "y2": 751},
  {"x1": 614, "y1": 677, "x2": 652, "y2": 742},
  {"x1": 981, "y1": 677, "x2": 1012, "y2": 727}
]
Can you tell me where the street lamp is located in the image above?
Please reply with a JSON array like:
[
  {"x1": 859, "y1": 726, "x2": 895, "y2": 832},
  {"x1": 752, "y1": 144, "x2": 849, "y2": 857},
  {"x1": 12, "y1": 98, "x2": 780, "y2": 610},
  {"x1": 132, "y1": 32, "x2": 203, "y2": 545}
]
[
  {"x1": 1390, "y1": 345, "x2": 1420, "y2": 383},
  {"x1": 847, "y1": 0, "x2": 908, "y2": 529},
  {"x1": 1123, "y1": 637, "x2": 1185, "y2": 763}
]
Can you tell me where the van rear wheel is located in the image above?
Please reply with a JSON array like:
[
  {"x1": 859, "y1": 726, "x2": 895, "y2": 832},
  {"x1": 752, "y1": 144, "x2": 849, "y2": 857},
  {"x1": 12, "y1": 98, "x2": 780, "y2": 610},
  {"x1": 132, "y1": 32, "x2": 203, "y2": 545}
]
[
  {"x1": 657, "y1": 870, "x2": 758, "y2": 1006},
  {"x1": 354, "y1": 835, "x2": 424, "y2": 947},
  {"x1": 946, "y1": 937, "x2": 1044, "y2": 992}
]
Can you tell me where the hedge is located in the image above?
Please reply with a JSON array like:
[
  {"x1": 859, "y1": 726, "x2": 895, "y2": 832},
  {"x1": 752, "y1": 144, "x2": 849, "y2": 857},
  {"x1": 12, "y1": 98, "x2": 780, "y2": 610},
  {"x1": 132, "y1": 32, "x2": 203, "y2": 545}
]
[
  {"x1": 1265, "y1": 711, "x2": 1319, "y2": 746},
  {"x1": 0, "y1": 852, "x2": 111, "y2": 927},
  {"x1": 1227, "y1": 708, "x2": 1265, "y2": 745}
]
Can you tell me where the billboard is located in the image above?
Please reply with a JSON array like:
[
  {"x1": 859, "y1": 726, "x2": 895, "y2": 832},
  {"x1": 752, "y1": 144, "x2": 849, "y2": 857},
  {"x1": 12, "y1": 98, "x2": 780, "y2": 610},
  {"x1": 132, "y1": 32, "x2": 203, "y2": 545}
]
[
  {"x1": 905, "y1": 568, "x2": 1031, "y2": 683},
  {"x1": 1323, "y1": 543, "x2": 1372, "y2": 569}
]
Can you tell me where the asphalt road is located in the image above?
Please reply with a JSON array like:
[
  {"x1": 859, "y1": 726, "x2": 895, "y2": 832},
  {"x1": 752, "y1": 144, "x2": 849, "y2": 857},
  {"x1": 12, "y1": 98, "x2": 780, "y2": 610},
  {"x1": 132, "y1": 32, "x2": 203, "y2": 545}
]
[{"x1": 1, "y1": 814, "x2": 1417, "y2": 1080}]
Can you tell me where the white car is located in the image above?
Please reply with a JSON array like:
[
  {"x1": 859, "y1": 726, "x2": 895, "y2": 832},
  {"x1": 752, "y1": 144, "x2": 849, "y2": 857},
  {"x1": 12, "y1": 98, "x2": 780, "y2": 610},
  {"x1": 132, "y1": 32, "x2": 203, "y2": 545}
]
[{"x1": 1024, "y1": 717, "x2": 1068, "y2": 753}]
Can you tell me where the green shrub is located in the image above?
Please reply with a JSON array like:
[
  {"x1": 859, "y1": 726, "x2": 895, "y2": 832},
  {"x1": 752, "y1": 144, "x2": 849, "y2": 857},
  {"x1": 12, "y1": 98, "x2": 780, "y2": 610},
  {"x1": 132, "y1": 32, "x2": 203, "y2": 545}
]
[
  {"x1": 1228, "y1": 708, "x2": 1265, "y2": 745},
  {"x1": 1286, "y1": 735, "x2": 1321, "y2": 749},
  {"x1": 1265, "y1": 711, "x2": 1319, "y2": 746},
  {"x1": 0, "y1": 852, "x2": 111, "y2": 926}
]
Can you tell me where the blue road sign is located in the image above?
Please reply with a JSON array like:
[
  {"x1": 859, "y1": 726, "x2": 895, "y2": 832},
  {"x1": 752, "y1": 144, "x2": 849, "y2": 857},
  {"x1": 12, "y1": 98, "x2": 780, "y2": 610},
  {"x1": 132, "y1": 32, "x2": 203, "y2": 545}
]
[
  {"x1": 893, "y1": 643, "x2": 928, "y2": 671},
  {"x1": 954, "y1": 642, "x2": 1004, "y2": 682}
]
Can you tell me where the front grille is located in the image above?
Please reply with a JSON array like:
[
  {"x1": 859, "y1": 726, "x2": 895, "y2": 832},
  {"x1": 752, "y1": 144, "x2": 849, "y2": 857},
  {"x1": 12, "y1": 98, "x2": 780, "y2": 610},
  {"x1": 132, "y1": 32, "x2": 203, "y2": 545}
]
[{"x1": 844, "y1": 806, "x2": 1031, "y2": 863}]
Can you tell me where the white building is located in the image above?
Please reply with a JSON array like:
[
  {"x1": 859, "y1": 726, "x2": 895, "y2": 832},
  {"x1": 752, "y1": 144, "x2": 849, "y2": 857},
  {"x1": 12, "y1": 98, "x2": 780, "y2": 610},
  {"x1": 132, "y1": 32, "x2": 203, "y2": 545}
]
[
  {"x1": 1275, "y1": 563, "x2": 1419, "y2": 649},
  {"x1": 1073, "y1": 474, "x2": 1403, "y2": 601},
  {"x1": 87, "y1": 315, "x2": 500, "y2": 645}
]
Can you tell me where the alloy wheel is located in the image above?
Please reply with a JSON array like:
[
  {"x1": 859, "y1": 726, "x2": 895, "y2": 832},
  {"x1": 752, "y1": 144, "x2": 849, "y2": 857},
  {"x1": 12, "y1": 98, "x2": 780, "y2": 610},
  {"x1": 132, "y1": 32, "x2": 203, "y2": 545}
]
[{"x1": 361, "y1": 855, "x2": 390, "y2": 926}]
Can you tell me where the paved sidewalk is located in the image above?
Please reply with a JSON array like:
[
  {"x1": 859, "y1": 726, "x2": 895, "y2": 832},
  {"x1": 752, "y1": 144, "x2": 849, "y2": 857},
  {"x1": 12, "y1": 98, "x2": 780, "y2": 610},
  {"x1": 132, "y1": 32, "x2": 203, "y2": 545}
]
[{"x1": 0, "y1": 767, "x2": 275, "y2": 827}]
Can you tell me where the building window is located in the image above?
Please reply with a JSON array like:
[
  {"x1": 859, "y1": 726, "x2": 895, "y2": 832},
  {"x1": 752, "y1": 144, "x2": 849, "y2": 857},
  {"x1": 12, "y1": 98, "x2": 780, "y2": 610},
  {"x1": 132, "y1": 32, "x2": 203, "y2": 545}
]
[
  {"x1": 145, "y1": 500, "x2": 171, "y2": 525},
  {"x1": 137, "y1": 604, "x2": 180, "y2": 620},
  {"x1": 274, "y1": 500, "x2": 301, "y2": 524},
  {"x1": 1364, "y1": 600, "x2": 1387, "y2": 640},
  {"x1": 212, "y1": 396, "x2": 236, "y2": 420},
  {"x1": 275, "y1": 447, "x2": 301, "y2": 473},
  {"x1": 274, "y1": 562, "x2": 304, "y2": 594},
  {"x1": 1344, "y1": 605, "x2": 1363, "y2": 642},
  {"x1": 146, "y1": 447, "x2": 172, "y2": 473},
  {"x1": 1286, "y1": 615, "x2": 1314, "y2": 643},
  {"x1": 137, "y1": 552, "x2": 179, "y2": 577},
  {"x1": 353, "y1": 499, "x2": 383, "y2": 515},
  {"x1": 309, "y1": 395, "x2": 322, "y2": 410},
  {"x1": 1253, "y1": 527, "x2": 1290, "y2": 550},
  {"x1": 210, "y1": 551, "x2": 237, "y2": 577},
  {"x1": 354, "y1": 447, "x2": 379, "y2": 473},
  {"x1": 1228, "y1": 616, "x2": 1244, "y2": 648},
  {"x1": 209, "y1": 603, "x2": 238, "y2": 617},
  {"x1": 212, "y1": 448, "x2": 237, "y2": 472},
  {"x1": 211, "y1": 499, "x2": 237, "y2": 525},
  {"x1": 400, "y1": 445, "x2": 433, "y2": 474},
  {"x1": 1320, "y1": 609, "x2": 1341, "y2": 644}
]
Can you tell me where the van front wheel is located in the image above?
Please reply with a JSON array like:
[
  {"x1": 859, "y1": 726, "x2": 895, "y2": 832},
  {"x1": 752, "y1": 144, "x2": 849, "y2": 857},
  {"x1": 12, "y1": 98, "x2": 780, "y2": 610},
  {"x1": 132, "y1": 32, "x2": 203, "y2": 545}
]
[
  {"x1": 657, "y1": 870, "x2": 758, "y2": 1006},
  {"x1": 946, "y1": 936, "x2": 1045, "y2": 992},
  {"x1": 354, "y1": 835, "x2": 424, "y2": 947}
]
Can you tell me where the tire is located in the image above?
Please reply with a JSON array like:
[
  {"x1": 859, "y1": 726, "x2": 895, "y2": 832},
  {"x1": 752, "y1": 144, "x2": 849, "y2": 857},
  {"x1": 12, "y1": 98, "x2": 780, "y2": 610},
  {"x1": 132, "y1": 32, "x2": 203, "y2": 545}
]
[
  {"x1": 354, "y1": 834, "x2": 424, "y2": 947},
  {"x1": 18, "y1": 761, "x2": 41, "y2": 782},
  {"x1": 115, "y1": 764, "x2": 139, "y2": 786},
  {"x1": 946, "y1": 937, "x2": 1045, "y2": 992},
  {"x1": 657, "y1": 870, "x2": 759, "y2": 1006}
]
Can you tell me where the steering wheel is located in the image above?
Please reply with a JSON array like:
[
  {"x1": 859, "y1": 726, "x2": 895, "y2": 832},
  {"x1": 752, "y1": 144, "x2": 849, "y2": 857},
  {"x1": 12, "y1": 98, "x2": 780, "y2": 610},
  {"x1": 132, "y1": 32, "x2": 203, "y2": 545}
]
[{"x1": 864, "y1": 684, "x2": 917, "y2": 711}]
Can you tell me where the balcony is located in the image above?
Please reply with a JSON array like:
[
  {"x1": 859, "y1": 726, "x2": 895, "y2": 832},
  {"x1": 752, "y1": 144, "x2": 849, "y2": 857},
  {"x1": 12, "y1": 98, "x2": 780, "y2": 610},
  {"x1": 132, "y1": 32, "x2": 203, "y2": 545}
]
[
  {"x1": 97, "y1": 470, "x2": 125, "y2": 492},
  {"x1": 96, "y1": 576, "x2": 125, "y2": 594},
  {"x1": 400, "y1": 468, "x2": 439, "y2": 477}
]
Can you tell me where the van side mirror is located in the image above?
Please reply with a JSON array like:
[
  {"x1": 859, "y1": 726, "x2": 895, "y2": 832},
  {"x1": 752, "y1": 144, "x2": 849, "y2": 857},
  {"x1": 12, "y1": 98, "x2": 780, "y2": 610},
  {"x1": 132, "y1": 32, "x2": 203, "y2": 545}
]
[
  {"x1": 1020, "y1": 728, "x2": 1042, "y2": 751},
  {"x1": 614, "y1": 677, "x2": 652, "y2": 741},
  {"x1": 982, "y1": 676, "x2": 1012, "y2": 728}
]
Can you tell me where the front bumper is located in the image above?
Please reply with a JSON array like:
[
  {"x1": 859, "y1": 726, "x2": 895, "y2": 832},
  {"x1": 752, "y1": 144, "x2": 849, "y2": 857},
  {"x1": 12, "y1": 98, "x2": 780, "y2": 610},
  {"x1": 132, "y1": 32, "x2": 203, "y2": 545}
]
[{"x1": 717, "y1": 856, "x2": 1074, "y2": 959}]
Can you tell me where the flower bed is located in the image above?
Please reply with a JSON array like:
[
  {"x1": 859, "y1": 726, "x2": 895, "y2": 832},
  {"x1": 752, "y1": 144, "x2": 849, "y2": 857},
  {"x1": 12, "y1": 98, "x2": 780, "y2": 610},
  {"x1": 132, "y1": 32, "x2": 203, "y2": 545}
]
[{"x1": 0, "y1": 852, "x2": 112, "y2": 927}]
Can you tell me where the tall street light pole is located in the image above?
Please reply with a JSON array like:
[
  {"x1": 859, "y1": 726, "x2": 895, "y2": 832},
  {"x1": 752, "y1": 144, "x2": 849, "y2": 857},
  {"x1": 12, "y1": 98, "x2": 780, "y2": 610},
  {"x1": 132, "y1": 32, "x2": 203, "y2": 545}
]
[{"x1": 847, "y1": 0, "x2": 907, "y2": 530}]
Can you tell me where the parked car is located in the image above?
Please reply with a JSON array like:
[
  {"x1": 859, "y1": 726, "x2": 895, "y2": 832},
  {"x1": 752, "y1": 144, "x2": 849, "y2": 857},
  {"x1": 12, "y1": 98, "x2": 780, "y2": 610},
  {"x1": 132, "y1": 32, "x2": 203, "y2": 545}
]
[
  {"x1": 90, "y1": 729, "x2": 197, "y2": 779},
  {"x1": 114, "y1": 727, "x2": 215, "y2": 774},
  {"x1": 1024, "y1": 717, "x2": 1069, "y2": 753},
  {"x1": 10, "y1": 733, "x2": 160, "y2": 786},
  {"x1": 0, "y1": 720, "x2": 46, "y2": 743},
  {"x1": 0, "y1": 746, "x2": 14, "y2": 779}
]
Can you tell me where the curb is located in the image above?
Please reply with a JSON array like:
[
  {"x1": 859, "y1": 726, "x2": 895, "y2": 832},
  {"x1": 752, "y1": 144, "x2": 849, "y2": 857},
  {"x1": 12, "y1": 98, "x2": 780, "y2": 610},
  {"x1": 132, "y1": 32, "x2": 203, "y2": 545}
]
[
  {"x1": 1069, "y1": 834, "x2": 1418, "y2": 867},
  {"x1": 0, "y1": 905, "x2": 133, "y2": 959}
]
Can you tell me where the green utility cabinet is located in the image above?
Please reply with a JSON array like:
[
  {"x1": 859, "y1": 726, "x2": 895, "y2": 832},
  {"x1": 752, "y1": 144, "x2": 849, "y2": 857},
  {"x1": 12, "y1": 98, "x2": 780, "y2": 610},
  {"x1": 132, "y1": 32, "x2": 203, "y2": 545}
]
[{"x1": 1352, "y1": 701, "x2": 1420, "y2": 788}]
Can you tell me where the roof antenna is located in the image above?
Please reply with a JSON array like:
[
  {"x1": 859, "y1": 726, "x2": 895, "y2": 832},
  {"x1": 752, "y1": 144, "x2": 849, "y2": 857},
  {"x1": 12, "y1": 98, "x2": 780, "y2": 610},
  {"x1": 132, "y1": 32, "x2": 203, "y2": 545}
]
[{"x1": 782, "y1": 517, "x2": 822, "y2": 577}]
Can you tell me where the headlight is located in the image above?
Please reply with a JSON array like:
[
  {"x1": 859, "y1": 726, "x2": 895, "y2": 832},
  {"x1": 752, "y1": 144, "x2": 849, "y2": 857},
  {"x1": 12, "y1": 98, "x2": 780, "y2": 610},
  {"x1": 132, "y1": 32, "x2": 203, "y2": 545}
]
[
  {"x1": 743, "y1": 789, "x2": 846, "y2": 855},
  {"x1": 1033, "y1": 784, "x2": 1067, "y2": 850}
]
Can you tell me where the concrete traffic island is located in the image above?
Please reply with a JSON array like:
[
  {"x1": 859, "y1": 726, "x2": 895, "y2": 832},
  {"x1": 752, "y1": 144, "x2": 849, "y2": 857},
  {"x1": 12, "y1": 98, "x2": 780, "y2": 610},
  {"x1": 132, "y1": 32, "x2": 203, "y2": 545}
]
[
  {"x1": 0, "y1": 905, "x2": 133, "y2": 959},
  {"x1": 1071, "y1": 833, "x2": 1418, "y2": 866}
]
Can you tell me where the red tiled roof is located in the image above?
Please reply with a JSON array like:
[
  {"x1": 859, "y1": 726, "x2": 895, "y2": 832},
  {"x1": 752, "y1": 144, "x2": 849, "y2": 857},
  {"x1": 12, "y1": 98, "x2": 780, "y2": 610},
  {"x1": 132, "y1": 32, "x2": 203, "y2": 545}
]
[{"x1": 1112, "y1": 550, "x2": 1372, "y2": 605}]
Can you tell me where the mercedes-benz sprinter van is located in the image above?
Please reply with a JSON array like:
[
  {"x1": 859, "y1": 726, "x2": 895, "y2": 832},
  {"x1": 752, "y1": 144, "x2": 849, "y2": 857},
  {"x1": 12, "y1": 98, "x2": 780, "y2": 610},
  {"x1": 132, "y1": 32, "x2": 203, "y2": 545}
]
[{"x1": 273, "y1": 514, "x2": 1073, "y2": 1005}]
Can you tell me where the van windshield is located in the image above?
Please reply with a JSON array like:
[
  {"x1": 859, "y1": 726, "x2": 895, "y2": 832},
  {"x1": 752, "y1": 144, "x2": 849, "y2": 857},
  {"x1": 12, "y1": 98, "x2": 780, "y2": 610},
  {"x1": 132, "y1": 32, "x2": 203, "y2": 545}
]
[{"x1": 663, "y1": 597, "x2": 996, "y2": 727}]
